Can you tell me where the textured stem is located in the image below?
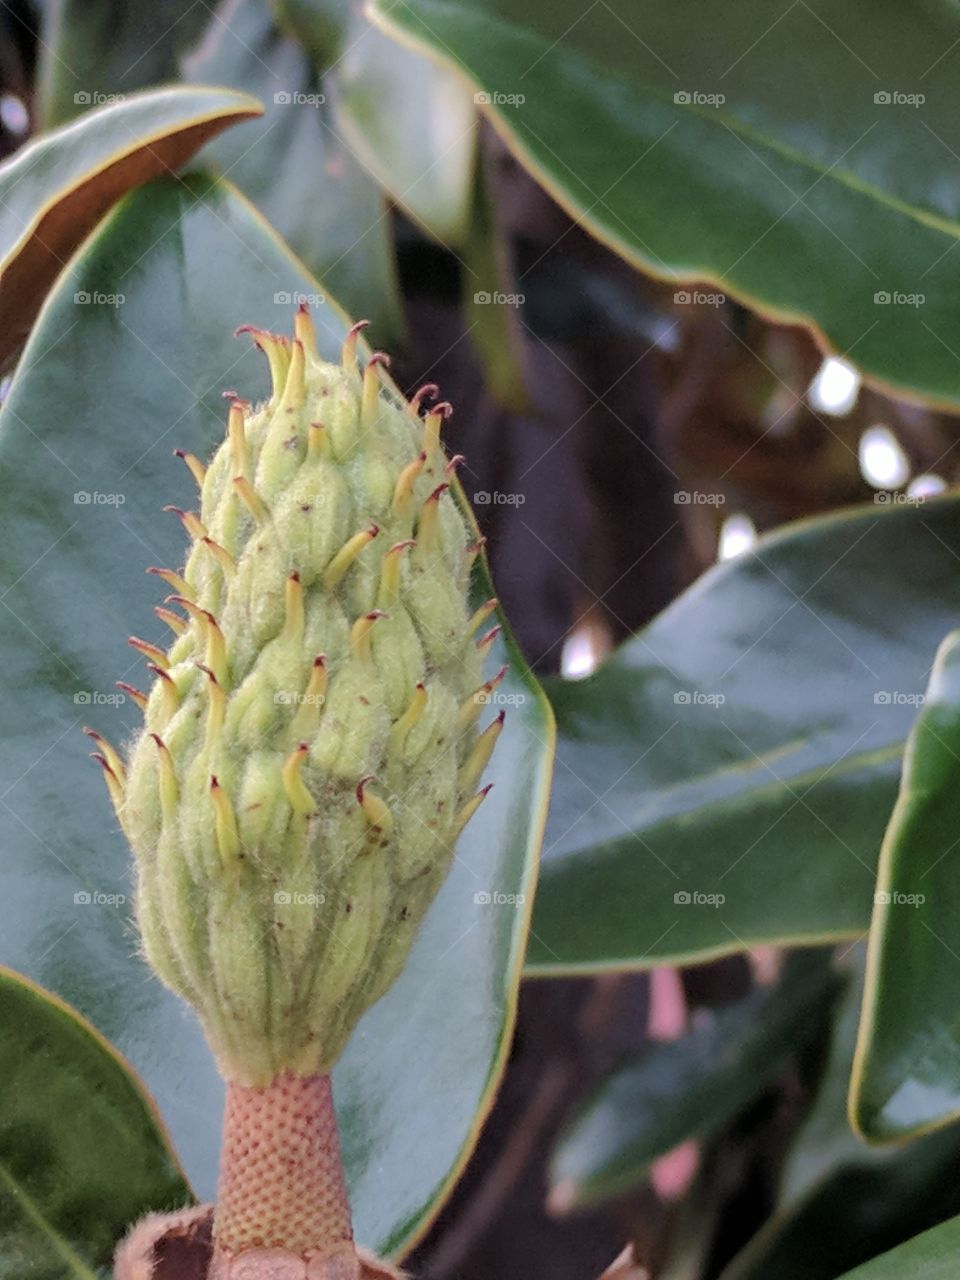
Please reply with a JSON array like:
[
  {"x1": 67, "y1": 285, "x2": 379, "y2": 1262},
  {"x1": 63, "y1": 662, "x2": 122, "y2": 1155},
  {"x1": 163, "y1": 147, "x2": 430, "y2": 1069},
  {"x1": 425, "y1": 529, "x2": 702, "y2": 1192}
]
[{"x1": 211, "y1": 1072, "x2": 359, "y2": 1278}]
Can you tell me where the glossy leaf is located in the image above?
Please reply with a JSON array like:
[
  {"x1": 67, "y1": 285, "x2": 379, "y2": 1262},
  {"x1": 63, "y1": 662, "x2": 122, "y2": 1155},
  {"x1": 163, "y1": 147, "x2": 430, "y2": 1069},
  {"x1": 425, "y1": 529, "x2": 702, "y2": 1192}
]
[
  {"x1": 332, "y1": 3, "x2": 476, "y2": 245},
  {"x1": 36, "y1": 0, "x2": 213, "y2": 127},
  {"x1": 0, "y1": 966, "x2": 188, "y2": 1278},
  {"x1": 183, "y1": 0, "x2": 404, "y2": 343},
  {"x1": 525, "y1": 497, "x2": 960, "y2": 975},
  {"x1": 0, "y1": 173, "x2": 553, "y2": 1256},
  {"x1": 549, "y1": 953, "x2": 841, "y2": 1210},
  {"x1": 371, "y1": 0, "x2": 960, "y2": 408},
  {"x1": 851, "y1": 631, "x2": 960, "y2": 1141},
  {"x1": 720, "y1": 953, "x2": 960, "y2": 1280},
  {"x1": 0, "y1": 87, "x2": 260, "y2": 366},
  {"x1": 835, "y1": 1218, "x2": 960, "y2": 1280}
]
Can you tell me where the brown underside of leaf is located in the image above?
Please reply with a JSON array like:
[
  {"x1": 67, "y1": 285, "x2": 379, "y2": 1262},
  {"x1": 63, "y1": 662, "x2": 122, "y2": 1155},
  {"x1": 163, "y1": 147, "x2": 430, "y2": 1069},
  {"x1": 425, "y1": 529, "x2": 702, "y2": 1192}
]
[{"x1": 0, "y1": 106, "x2": 259, "y2": 366}]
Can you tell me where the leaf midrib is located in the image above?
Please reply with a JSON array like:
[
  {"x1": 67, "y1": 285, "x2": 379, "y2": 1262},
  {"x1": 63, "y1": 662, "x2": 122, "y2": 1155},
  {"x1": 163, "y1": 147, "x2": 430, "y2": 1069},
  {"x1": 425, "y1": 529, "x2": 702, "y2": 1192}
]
[{"x1": 0, "y1": 1159, "x2": 101, "y2": 1280}]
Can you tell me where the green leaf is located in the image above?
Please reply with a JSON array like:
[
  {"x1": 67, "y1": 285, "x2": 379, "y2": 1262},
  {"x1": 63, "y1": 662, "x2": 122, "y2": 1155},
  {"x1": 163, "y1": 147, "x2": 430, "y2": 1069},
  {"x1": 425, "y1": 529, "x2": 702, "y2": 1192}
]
[
  {"x1": 0, "y1": 966, "x2": 188, "y2": 1278},
  {"x1": 525, "y1": 498, "x2": 960, "y2": 975},
  {"x1": 0, "y1": 172, "x2": 552, "y2": 1258},
  {"x1": 835, "y1": 1218, "x2": 960, "y2": 1280},
  {"x1": 332, "y1": 3, "x2": 476, "y2": 245},
  {"x1": 851, "y1": 630, "x2": 960, "y2": 1141},
  {"x1": 0, "y1": 87, "x2": 260, "y2": 367},
  {"x1": 548, "y1": 953, "x2": 841, "y2": 1210},
  {"x1": 37, "y1": 0, "x2": 214, "y2": 127},
  {"x1": 183, "y1": 0, "x2": 405, "y2": 343},
  {"x1": 370, "y1": 0, "x2": 960, "y2": 408},
  {"x1": 720, "y1": 952, "x2": 960, "y2": 1280}
]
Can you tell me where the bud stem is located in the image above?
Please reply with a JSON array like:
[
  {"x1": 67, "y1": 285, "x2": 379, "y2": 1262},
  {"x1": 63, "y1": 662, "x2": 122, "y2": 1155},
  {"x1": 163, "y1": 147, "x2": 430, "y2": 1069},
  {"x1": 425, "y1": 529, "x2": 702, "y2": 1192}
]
[{"x1": 211, "y1": 1071, "x2": 359, "y2": 1278}]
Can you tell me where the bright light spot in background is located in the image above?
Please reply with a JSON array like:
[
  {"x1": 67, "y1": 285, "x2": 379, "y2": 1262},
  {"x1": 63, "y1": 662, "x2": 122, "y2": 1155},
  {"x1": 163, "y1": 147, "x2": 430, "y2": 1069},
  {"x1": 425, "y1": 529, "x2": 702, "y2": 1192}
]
[
  {"x1": 908, "y1": 473, "x2": 947, "y2": 499},
  {"x1": 718, "y1": 514, "x2": 757, "y2": 561},
  {"x1": 0, "y1": 95, "x2": 28, "y2": 136},
  {"x1": 859, "y1": 424, "x2": 910, "y2": 489},
  {"x1": 808, "y1": 357, "x2": 861, "y2": 416},
  {"x1": 561, "y1": 625, "x2": 602, "y2": 679}
]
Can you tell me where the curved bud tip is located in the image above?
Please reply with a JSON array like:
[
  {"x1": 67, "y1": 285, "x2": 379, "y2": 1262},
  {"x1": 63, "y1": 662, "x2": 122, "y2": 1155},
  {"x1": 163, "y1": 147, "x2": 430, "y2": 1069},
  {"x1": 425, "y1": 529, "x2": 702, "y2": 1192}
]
[{"x1": 409, "y1": 382, "x2": 439, "y2": 415}]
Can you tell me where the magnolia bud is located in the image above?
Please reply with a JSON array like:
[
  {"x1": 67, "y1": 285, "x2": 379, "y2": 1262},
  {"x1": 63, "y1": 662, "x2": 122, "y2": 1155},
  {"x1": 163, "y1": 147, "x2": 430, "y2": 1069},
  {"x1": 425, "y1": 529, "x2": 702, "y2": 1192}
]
[{"x1": 96, "y1": 310, "x2": 500, "y2": 1087}]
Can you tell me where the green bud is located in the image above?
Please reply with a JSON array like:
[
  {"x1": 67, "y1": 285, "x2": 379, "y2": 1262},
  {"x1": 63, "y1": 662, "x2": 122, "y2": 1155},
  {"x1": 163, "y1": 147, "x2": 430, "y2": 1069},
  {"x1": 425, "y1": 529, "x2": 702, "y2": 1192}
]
[{"x1": 95, "y1": 310, "x2": 501, "y2": 1086}]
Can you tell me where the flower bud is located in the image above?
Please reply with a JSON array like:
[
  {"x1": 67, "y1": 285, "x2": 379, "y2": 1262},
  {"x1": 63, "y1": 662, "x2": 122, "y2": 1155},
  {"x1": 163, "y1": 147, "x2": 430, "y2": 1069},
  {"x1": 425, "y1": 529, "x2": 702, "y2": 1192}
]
[{"x1": 96, "y1": 310, "x2": 499, "y2": 1086}]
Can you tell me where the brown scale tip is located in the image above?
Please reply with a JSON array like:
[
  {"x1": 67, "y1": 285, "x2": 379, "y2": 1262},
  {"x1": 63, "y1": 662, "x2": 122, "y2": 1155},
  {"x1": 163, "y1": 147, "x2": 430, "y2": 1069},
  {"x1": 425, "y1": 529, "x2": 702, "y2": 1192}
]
[
  {"x1": 445, "y1": 454, "x2": 466, "y2": 475},
  {"x1": 429, "y1": 401, "x2": 454, "y2": 420},
  {"x1": 367, "y1": 351, "x2": 391, "y2": 369},
  {"x1": 355, "y1": 774, "x2": 377, "y2": 805},
  {"x1": 147, "y1": 664, "x2": 175, "y2": 684},
  {"x1": 495, "y1": 710, "x2": 506, "y2": 725},
  {"x1": 478, "y1": 783, "x2": 494, "y2": 799},
  {"x1": 368, "y1": 522, "x2": 380, "y2": 538},
  {"x1": 149, "y1": 732, "x2": 166, "y2": 749},
  {"x1": 477, "y1": 624, "x2": 502, "y2": 649},
  {"x1": 210, "y1": 774, "x2": 222, "y2": 790},
  {"x1": 409, "y1": 382, "x2": 439, "y2": 413},
  {"x1": 427, "y1": 482, "x2": 450, "y2": 503},
  {"x1": 346, "y1": 319, "x2": 370, "y2": 339},
  {"x1": 313, "y1": 654, "x2": 327, "y2": 669}
]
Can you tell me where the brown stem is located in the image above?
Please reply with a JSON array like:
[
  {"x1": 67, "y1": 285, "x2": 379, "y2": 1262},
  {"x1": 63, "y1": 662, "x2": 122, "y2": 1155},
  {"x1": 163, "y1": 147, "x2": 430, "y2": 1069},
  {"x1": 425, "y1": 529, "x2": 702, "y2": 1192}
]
[{"x1": 210, "y1": 1071, "x2": 359, "y2": 1278}]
